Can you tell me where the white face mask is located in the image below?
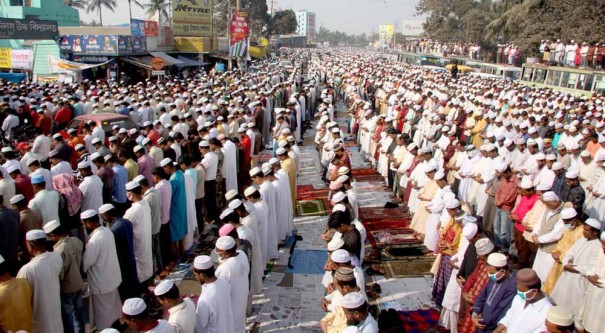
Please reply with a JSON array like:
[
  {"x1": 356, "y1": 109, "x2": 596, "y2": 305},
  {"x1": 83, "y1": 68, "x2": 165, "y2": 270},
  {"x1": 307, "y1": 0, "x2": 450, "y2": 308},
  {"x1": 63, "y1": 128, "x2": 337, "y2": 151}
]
[{"x1": 126, "y1": 192, "x2": 134, "y2": 202}]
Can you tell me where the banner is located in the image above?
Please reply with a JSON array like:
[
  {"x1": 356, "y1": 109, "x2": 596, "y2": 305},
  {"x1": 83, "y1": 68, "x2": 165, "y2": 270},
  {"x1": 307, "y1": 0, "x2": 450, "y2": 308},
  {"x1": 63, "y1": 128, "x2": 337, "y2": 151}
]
[
  {"x1": 144, "y1": 21, "x2": 159, "y2": 37},
  {"x1": 172, "y1": 0, "x2": 213, "y2": 37},
  {"x1": 401, "y1": 19, "x2": 424, "y2": 36},
  {"x1": 59, "y1": 35, "x2": 147, "y2": 55},
  {"x1": 230, "y1": 11, "x2": 249, "y2": 58},
  {"x1": 11, "y1": 50, "x2": 33, "y2": 69},
  {"x1": 379, "y1": 25, "x2": 395, "y2": 36},
  {"x1": 130, "y1": 19, "x2": 145, "y2": 37},
  {"x1": 0, "y1": 48, "x2": 11, "y2": 69},
  {"x1": 48, "y1": 55, "x2": 112, "y2": 73},
  {"x1": 174, "y1": 36, "x2": 212, "y2": 53},
  {"x1": 0, "y1": 18, "x2": 58, "y2": 40},
  {"x1": 159, "y1": 26, "x2": 173, "y2": 46}
]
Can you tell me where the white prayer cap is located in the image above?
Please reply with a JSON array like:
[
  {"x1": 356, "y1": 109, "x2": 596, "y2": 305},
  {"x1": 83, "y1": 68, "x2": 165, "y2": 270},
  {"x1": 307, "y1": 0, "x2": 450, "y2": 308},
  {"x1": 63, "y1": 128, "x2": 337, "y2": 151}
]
[
  {"x1": 91, "y1": 137, "x2": 102, "y2": 145},
  {"x1": 423, "y1": 163, "x2": 437, "y2": 173},
  {"x1": 43, "y1": 220, "x2": 61, "y2": 234},
  {"x1": 0, "y1": 147, "x2": 12, "y2": 153},
  {"x1": 269, "y1": 157, "x2": 279, "y2": 165},
  {"x1": 552, "y1": 162, "x2": 564, "y2": 171},
  {"x1": 261, "y1": 164, "x2": 272, "y2": 175},
  {"x1": 336, "y1": 175, "x2": 349, "y2": 184},
  {"x1": 475, "y1": 238, "x2": 495, "y2": 256},
  {"x1": 338, "y1": 167, "x2": 350, "y2": 176},
  {"x1": 565, "y1": 170, "x2": 579, "y2": 179},
  {"x1": 9, "y1": 194, "x2": 25, "y2": 205},
  {"x1": 434, "y1": 170, "x2": 445, "y2": 180},
  {"x1": 249, "y1": 167, "x2": 262, "y2": 177},
  {"x1": 25, "y1": 229, "x2": 46, "y2": 241},
  {"x1": 567, "y1": 142, "x2": 580, "y2": 150},
  {"x1": 463, "y1": 223, "x2": 478, "y2": 239},
  {"x1": 331, "y1": 249, "x2": 351, "y2": 263},
  {"x1": 244, "y1": 186, "x2": 258, "y2": 197},
  {"x1": 560, "y1": 208, "x2": 577, "y2": 220},
  {"x1": 546, "y1": 154, "x2": 557, "y2": 161},
  {"x1": 487, "y1": 253, "x2": 507, "y2": 267},
  {"x1": 228, "y1": 199, "x2": 243, "y2": 210},
  {"x1": 332, "y1": 192, "x2": 346, "y2": 204},
  {"x1": 153, "y1": 280, "x2": 174, "y2": 296},
  {"x1": 122, "y1": 297, "x2": 147, "y2": 316},
  {"x1": 160, "y1": 158, "x2": 172, "y2": 167},
  {"x1": 495, "y1": 162, "x2": 508, "y2": 172},
  {"x1": 445, "y1": 199, "x2": 460, "y2": 209},
  {"x1": 80, "y1": 209, "x2": 98, "y2": 220},
  {"x1": 534, "y1": 153, "x2": 545, "y2": 160},
  {"x1": 515, "y1": 138, "x2": 526, "y2": 145},
  {"x1": 282, "y1": 128, "x2": 291, "y2": 134},
  {"x1": 327, "y1": 237, "x2": 344, "y2": 251},
  {"x1": 225, "y1": 189, "x2": 238, "y2": 201},
  {"x1": 462, "y1": 215, "x2": 477, "y2": 225},
  {"x1": 133, "y1": 145, "x2": 144, "y2": 153},
  {"x1": 528, "y1": 127, "x2": 537, "y2": 134},
  {"x1": 536, "y1": 183, "x2": 551, "y2": 192},
  {"x1": 199, "y1": 140, "x2": 210, "y2": 148},
  {"x1": 215, "y1": 236, "x2": 236, "y2": 250},
  {"x1": 0, "y1": 254, "x2": 4, "y2": 265},
  {"x1": 546, "y1": 306, "x2": 574, "y2": 326},
  {"x1": 133, "y1": 175, "x2": 146, "y2": 185},
  {"x1": 519, "y1": 178, "x2": 534, "y2": 189},
  {"x1": 406, "y1": 143, "x2": 417, "y2": 151},
  {"x1": 220, "y1": 208, "x2": 234, "y2": 221},
  {"x1": 341, "y1": 292, "x2": 366, "y2": 309},
  {"x1": 52, "y1": 133, "x2": 63, "y2": 140},
  {"x1": 485, "y1": 144, "x2": 496, "y2": 151},
  {"x1": 237, "y1": 127, "x2": 246, "y2": 133},
  {"x1": 75, "y1": 143, "x2": 85, "y2": 151},
  {"x1": 6, "y1": 164, "x2": 19, "y2": 174},
  {"x1": 125, "y1": 181, "x2": 140, "y2": 191},
  {"x1": 585, "y1": 218, "x2": 602, "y2": 230},
  {"x1": 193, "y1": 255, "x2": 213, "y2": 270},
  {"x1": 128, "y1": 128, "x2": 137, "y2": 135},
  {"x1": 77, "y1": 161, "x2": 90, "y2": 169},
  {"x1": 503, "y1": 139, "x2": 513, "y2": 147},
  {"x1": 542, "y1": 191, "x2": 559, "y2": 202},
  {"x1": 98, "y1": 203, "x2": 115, "y2": 214},
  {"x1": 580, "y1": 150, "x2": 591, "y2": 157}
]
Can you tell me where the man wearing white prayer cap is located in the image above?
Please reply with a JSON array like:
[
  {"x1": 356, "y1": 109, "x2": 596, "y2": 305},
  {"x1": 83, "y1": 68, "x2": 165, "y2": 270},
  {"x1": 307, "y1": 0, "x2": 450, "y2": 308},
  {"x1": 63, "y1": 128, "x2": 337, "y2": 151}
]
[
  {"x1": 342, "y1": 291, "x2": 378, "y2": 332},
  {"x1": 530, "y1": 194, "x2": 566, "y2": 283},
  {"x1": 277, "y1": 143, "x2": 297, "y2": 210},
  {"x1": 250, "y1": 165, "x2": 279, "y2": 259},
  {"x1": 551, "y1": 218, "x2": 603, "y2": 328},
  {"x1": 561, "y1": 170, "x2": 585, "y2": 215},
  {"x1": 123, "y1": 180, "x2": 154, "y2": 285},
  {"x1": 544, "y1": 306, "x2": 574, "y2": 333},
  {"x1": 17, "y1": 229, "x2": 64, "y2": 333},
  {"x1": 328, "y1": 249, "x2": 366, "y2": 302},
  {"x1": 214, "y1": 236, "x2": 249, "y2": 333},
  {"x1": 79, "y1": 209, "x2": 123, "y2": 330},
  {"x1": 192, "y1": 255, "x2": 234, "y2": 333},
  {"x1": 122, "y1": 297, "x2": 174, "y2": 332},
  {"x1": 78, "y1": 159, "x2": 104, "y2": 213},
  {"x1": 154, "y1": 280, "x2": 196, "y2": 333},
  {"x1": 579, "y1": 232, "x2": 605, "y2": 332}
]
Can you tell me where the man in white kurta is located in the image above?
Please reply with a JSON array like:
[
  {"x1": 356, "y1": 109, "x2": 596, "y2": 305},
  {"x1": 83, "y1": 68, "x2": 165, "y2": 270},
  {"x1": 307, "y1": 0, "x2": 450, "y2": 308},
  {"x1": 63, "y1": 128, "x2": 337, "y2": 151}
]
[
  {"x1": 265, "y1": 164, "x2": 291, "y2": 242},
  {"x1": 182, "y1": 168, "x2": 197, "y2": 251},
  {"x1": 78, "y1": 162, "x2": 104, "y2": 212},
  {"x1": 578, "y1": 232, "x2": 605, "y2": 332},
  {"x1": 28, "y1": 176, "x2": 60, "y2": 225},
  {"x1": 80, "y1": 211, "x2": 122, "y2": 330},
  {"x1": 247, "y1": 187, "x2": 271, "y2": 265},
  {"x1": 214, "y1": 236, "x2": 250, "y2": 333},
  {"x1": 192, "y1": 255, "x2": 234, "y2": 333},
  {"x1": 229, "y1": 199, "x2": 263, "y2": 296},
  {"x1": 123, "y1": 181, "x2": 154, "y2": 283},
  {"x1": 221, "y1": 135, "x2": 238, "y2": 193},
  {"x1": 252, "y1": 167, "x2": 279, "y2": 259},
  {"x1": 17, "y1": 230, "x2": 64, "y2": 333},
  {"x1": 551, "y1": 219, "x2": 603, "y2": 328},
  {"x1": 273, "y1": 158, "x2": 294, "y2": 236}
]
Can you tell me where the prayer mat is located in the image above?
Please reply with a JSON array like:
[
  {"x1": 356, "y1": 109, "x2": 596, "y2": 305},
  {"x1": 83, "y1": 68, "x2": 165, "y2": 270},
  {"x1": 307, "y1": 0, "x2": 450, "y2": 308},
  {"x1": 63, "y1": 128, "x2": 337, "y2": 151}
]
[
  {"x1": 368, "y1": 229, "x2": 423, "y2": 248},
  {"x1": 297, "y1": 188, "x2": 330, "y2": 200},
  {"x1": 284, "y1": 249, "x2": 327, "y2": 275},
  {"x1": 296, "y1": 199, "x2": 328, "y2": 216},
  {"x1": 351, "y1": 168, "x2": 380, "y2": 176},
  {"x1": 259, "y1": 153, "x2": 272, "y2": 163},
  {"x1": 396, "y1": 309, "x2": 441, "y2": 333},
  {"x1": 362, "y1": 218, "x2": 411, "y2": 230},
  {"x1": 353, "y1": 174, "x2": 386, "y2": 183},
  {"x1": 360, "y1": 206, "x2": 408, "y2": 221},
  {"x1": 384, "y1": 259, "x2": 435, "y2": 278}
]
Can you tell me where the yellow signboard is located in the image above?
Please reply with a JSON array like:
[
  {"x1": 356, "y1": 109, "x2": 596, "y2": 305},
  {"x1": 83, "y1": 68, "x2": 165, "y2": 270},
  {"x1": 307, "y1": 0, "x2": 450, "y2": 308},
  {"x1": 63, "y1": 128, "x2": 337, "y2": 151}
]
[
  {"x1": 172, "y1": 0, "x2": 213, "y2": 37},
  {"x1": 174, "y1": 36, "x2": 213, "y2": 53},
  {"x1": 379, "y1": 25, "x2": 395, "y2": 36},
  {"x1": 0, "y1": 48, "x2": 11, "y2": 69}
]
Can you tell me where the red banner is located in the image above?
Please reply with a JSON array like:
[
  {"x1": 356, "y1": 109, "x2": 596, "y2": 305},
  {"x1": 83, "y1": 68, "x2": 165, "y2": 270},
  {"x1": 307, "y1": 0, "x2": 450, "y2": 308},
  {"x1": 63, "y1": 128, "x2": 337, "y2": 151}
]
[
  {"x1": 230, "y1": 11, "x2": 249, "y2": 46},
  {"x1": 144, "y1": 21, "x2": 158, "y2": 37}
]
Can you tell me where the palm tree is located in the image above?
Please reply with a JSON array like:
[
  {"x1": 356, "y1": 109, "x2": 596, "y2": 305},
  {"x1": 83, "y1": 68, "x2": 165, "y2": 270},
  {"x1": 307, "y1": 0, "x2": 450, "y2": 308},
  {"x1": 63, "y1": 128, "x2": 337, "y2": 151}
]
[
  {"x1": 86, "y1": 0, "x2": 118, "y2": 27},
  {"x1": 64, "y1": 0, "x2": 87, "y2": 10},
  {"x1": 145, "y1": 0, "x2": 170, "y2": 22},
  {"x1": 127, "y1": 0, "x2": 145, "y2": 22}
]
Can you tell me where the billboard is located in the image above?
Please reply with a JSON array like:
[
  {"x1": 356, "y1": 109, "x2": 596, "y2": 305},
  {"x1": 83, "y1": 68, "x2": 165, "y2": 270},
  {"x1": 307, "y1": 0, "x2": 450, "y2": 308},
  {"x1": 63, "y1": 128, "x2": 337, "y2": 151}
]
[
  {"x1": 0, "y1": 19, "x2": 58, "y2": 40},
  {"x1": 401, "y1": 19, "x2": 425, "y2": 36},
  {"x1": 11, "y1": 50, "x2": 33, "y2": 69},
  {"x1": 59, "y1": 35, "x2": 147, "y2": 55},
  {"x1": 379, "y1": 25, "x2": 395, "y2": 36},
  {"x1": 172, "y1": 0, "x2": 213, "y2": 37},
  {"x1": 0, "y1": 48, "x2": 11, "y2": 69},
  {"x1": 130, "y1": 19, "x2": 145, "y2": 37},
  {"x1": 230, "y1": 11, "x2": 249, "y2": 57},
  {"x1": 174, "y1": 36, "x2": 212, "y2": 52},
  {"x1": 144, "y1": 21, "x2": 159, "y2": 37}
]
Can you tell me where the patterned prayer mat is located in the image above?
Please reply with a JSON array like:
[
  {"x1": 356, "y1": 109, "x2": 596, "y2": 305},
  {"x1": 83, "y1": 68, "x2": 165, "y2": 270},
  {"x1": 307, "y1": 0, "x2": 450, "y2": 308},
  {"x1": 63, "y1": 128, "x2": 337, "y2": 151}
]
[
  {"x1": 297, "y1": 188, "x2": 330, "y2": 200},
  {"x1": 351, "y1": 168, "x2": 380, "y2": 176},
  {"x1": 397, "y1": 309, "x2": 441, "y2": 333},
  {"x1": 368, "y1": 229, "x2": 423, "y2": 248},
  {"x1": 384, "y1": 259, "x2": 435, "y2": 278},
  {"x1": 360, "y1": 206, "x2": 409, "y2": 221},
  {"x1": 353, "y1": 174, "x2": 386, "y2": 183},
  {"x1": 296, "y1": 199, "x2": 328, "y2": 216}
]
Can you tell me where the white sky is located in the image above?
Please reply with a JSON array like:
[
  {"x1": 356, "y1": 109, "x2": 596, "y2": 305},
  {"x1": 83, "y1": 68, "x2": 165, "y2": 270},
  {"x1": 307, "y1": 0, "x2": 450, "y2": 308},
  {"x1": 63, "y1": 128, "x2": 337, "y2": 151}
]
[{"x1": 78, "y1": 0, "x2": 422, "y2": 35}]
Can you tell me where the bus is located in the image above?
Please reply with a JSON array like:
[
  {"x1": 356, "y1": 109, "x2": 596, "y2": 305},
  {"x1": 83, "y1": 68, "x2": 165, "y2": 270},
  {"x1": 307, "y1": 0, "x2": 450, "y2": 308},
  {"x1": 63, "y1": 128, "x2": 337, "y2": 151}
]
[
  {"x1": 520, "y1": 63, "x2": 605, "y2": 96},
  {"x1": 396, "y1": 51, "x2": 465, "y2": 68},
  {"x1": 466, "y1": 61, "x2": 521, "y2": 81}
]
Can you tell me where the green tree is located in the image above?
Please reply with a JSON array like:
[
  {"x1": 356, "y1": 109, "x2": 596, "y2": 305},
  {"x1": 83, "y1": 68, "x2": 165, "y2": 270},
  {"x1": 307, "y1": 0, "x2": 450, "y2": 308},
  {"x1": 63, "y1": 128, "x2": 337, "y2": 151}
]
[
  {"x1": 269, "y1": 10, "x2": 297, "y2": 35},
  {"x1": 64, "y1": 0, "x2": 87, "y2": 10},
  {"x1": 86, "y1": 0, "x2": 117, "y2": 27},
  {"x1": 126, "y1": 0, "x2": 145, "y2": 22},
  {"x1": 144, "y1": 0, "x2": 169, "y2": 22}
]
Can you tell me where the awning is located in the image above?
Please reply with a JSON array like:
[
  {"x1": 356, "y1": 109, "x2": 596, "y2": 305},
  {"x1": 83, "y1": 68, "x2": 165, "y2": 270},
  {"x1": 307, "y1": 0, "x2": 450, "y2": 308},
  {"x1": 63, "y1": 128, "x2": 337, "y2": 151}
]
[
  {"x1": 119, "y1": 57, "x2": 152, "y2": 69},
  {"x1": 149, "y1": 52, "x2": 184, "y2": 65},
  {"x1": 175, "y1": 55, "x2": 209, "y2": 68},
  {"x1": 210, "y1": 53, "x2": 230, "y2": 61}
]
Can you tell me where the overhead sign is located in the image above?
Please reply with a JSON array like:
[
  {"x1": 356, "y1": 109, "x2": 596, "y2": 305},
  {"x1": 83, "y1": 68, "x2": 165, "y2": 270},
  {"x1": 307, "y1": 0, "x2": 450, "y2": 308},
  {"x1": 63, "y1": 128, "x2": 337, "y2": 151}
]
[
  {"x1": 230, "y1": 11, "x2": 249, "y2": 58},
  {"x1": 379, "y1": 25, "x2": 395, "y2": 36},
  {"x1": 172, "y1": 0, "x2": 213, "y2": 37},
  {"x1": 174, "y1": 36, "x2": 212, "y2": 52},
  {"x1": 59, "y1": 35, "x2": 147, "y2": 55},
  {"x1": 151, "y1": 70, "x2": 165, "y2": 76},
  {"x1": 11, "y1": 49, "x2": 33, "y2": 69},
  {"x1": 0, "y1": 48, "x2": 11, "y2": 69},
  {"x1": 130, "y1": 19, "x2": 145, "y2": 37},
  {"x1": 401, "y1": 19, "x2": 425, "y2": 37},
  {"x1": 0, "y1": 18, "x2": 58, "y2": 40},
  {"x1": 151, "y1": 57, "x2": 166, "y2": 70},
  {"x1": 48, "y1": 55, "x2": 112, "y2": 73}
]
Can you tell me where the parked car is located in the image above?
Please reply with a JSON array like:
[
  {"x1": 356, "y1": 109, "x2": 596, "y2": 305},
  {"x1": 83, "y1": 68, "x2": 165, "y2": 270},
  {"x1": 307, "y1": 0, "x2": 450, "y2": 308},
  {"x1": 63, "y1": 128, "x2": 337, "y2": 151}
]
[{"x1": 64, "y1": 113, "x2": 137, "y2": 143}]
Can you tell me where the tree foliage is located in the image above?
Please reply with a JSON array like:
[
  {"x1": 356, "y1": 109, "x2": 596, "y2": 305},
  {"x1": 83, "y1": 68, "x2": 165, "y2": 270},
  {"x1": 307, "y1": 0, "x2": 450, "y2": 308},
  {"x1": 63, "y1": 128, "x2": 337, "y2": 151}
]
[
  {"x1": 269, "y1": 10, "x2": 297, "y2": 35},
  {"x1": 85, "y1": 0, "x2": 117, "y2": 26},
  {"x1": 213, "y1": 0, "x2": 270, "y2": 41},
  {"x1": 416, "y1": 0, "x2": 605, "y2": 57},
  {"x1": 317, "y1": 27, "x2": 371, "y2": 47}
]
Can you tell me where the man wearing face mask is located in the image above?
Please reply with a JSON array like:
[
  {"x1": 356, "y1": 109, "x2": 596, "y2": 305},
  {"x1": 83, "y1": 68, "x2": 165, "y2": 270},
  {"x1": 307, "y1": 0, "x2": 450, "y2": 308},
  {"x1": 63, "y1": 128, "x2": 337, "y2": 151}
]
[
  {"x1": 470, "y1": 253, "x2": 517, "y2": 333},
  {"x1": 495, "y1": 268, "x2": 552, "y2": 333}
]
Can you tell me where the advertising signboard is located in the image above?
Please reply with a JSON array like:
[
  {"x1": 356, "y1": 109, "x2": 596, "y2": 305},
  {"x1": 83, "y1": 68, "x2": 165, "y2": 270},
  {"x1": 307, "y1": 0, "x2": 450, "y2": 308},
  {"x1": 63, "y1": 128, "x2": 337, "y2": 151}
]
[
  {"x1": 59, "y1": 35, "x2": 147, "y2": 55},
  {"x1": 172, "y1": 0, "x2": 213, "y2": 37},
  {"x1": 0, "y1": 19, "x2": 58, "y2": 40}
]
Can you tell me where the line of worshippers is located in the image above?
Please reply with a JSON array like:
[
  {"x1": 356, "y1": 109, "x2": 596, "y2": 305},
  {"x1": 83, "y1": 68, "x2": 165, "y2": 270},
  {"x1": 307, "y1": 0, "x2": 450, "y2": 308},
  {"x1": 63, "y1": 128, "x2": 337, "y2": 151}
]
[
  {"x1": 0, "y1": 58, "x2": 321, "y2": 332},
  {"x1": 311, "y1": 51, "x2": 605, "y2": 332}
]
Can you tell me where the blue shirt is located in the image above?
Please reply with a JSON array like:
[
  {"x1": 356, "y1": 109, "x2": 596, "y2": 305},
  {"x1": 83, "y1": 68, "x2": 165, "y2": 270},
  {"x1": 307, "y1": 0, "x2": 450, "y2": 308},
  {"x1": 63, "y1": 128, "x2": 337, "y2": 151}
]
[
  {"x1": 109, "y1": 218, "x2": 139, "y2": 291},
  {"x1": 169, "y1": 170, "x2": 188, "y2": 242},
  {"x1": 472, "y1": 273, "x2": 517, "y2": 331},
  {"x1": 112, "y1": 164, "x2": 128, "y2": 203},
  {"x1": 119, "y1": 106, "x2": 129, "y2": 116}
]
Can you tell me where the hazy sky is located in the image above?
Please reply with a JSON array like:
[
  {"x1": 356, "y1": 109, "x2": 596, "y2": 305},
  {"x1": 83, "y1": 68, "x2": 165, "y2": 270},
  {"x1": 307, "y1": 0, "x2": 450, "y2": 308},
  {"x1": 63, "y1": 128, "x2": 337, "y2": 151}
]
[{"x1": 79, "y1": 0, "x2": 422, "y2": 35}]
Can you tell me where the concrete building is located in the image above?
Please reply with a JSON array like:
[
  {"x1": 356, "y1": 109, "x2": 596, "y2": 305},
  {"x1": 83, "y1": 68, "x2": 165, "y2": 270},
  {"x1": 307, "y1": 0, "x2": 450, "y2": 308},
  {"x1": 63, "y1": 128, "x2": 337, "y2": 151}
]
[{"x1": 295, "y1": 11, "x2": 316, "y2": 41}]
